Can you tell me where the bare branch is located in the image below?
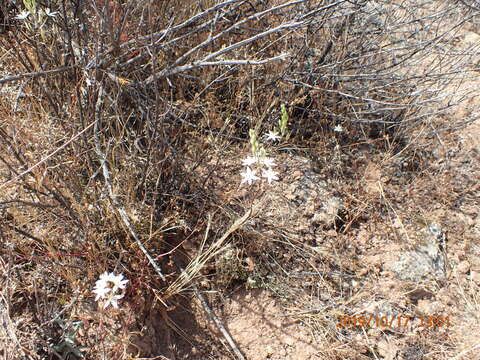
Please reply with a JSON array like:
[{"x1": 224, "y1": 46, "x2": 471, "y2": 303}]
[
  {"x1": 0, "y1": 66, "x2": 76, "y2": 85},
  {"x1": 139, "y1": 19, "x2": 305, "y2": 86},
  {"x1": 93, "y1": 87, "x2": 166, "y2": 282},
  {"x1": 197, "y1": 54, "x2": 291, "y2": 66},
  {"x1": 193, "y1": 282, "x2": 246, "y2": 360},
  {"x1": 168, "y1": 0, "x2": 306, "y2": 69},
  {"x1": 85, "y1": 0, "x2": 244, "y2": 70},
  {"x1": 138, "y1": 53, "x2": 291, "y2": 85},
  {"x1": 201, "y1": 22, "x2": 304, "y2": 62}
]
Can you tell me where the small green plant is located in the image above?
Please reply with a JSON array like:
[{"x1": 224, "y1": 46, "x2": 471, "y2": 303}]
[
  {"x1": 248, "y1": 128, "x2": 259, "y2": 155},
  {"x1": 279, "y1": 103, "x2": 289, "y2": 138},
  {"x1": 52, "y1": 319, "x2": 87, "y2": 359},
  {"x1": 248, "y1": 128, "x2": 266, "y2": 157},
  {"x1": 22, "y1": 0, "x2": 37, "y2": 13}
]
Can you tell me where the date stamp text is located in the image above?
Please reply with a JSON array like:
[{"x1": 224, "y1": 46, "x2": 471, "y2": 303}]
[{"x1": 336, "y1": 314, "x2": 451, "y2": 329}]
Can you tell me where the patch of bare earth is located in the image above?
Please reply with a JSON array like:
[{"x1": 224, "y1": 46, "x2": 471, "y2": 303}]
[{"x1": 218, "y1": 290, "x2": 319, "y2": 360}]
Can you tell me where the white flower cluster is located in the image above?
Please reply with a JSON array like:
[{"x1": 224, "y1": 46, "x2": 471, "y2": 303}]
[
  {"x1": 15, "y1": 8, "x2": 58, "y2": 20},
  {"x1": 240, "y1": 130, "x2": 280, "y2": 186},
  {"x1": 92, "y1": 272, "x2": 128, "y2": 309}
]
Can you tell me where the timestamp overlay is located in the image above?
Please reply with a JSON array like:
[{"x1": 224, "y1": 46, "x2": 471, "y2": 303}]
[{"x1": 336, "y1": 314, "x2": 452, "y2": 329}]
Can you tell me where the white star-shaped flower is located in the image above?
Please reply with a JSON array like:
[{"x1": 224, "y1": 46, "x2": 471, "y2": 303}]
[
  {"x1": 110, "y1": 273, "x2": 129, "y2": 291},
  {"x1": 265, "y1": 130, "x2": 281, "y2": 142},
  {"x1": 15, "y1": 11, "x2": 30, "y2": 20},
  {"x1": 93, "y1": 272, "x2": 128, "y2": 306},
  {"x1": 242, "y1": 156, "x2": 257, "y2": 167},
  {"x1": 259, "y1": 157, "x2": 276, "y2": 168},
  {"x1": 333, "y1": 124, "x2": 343, "y2": 133},
  {"x1": 103, "y1": 293, "x2": 124, "y2": 309},
  {"x1": 98, "y1": 271, "x2": 116, "y2": 283},
  {"x1": 240, "y1": 167, "x2": 260, "y2": 185},
  {"x1": 93, "y1": 283, "x2": 110, "y2": 301},
  {"x1": 43, "y1": 8, "x2": 58, "y2": 17},
  {"x1": 262, "y1": 168, "x2": 279, "y2": 184}
]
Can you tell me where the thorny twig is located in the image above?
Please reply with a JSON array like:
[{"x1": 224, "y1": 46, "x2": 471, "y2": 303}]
[
  {"x1": 175, "y1": 251, "x2": 249, "y2": 360},
  {"x1": 162, "y1": 206, "x2": 256, "y2": 359},
  {"x1": 165, "y1": 208, "x2": 253, "y2": 299},
  {"x1": 166, "y1": 209, "x2": 253, "y2": 359}
]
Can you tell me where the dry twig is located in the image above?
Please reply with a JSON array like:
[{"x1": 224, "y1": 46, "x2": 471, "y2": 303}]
[
  {"x1": 93, "y1": 86, "x2": 166, "y2": 281},
  {"x1": 193, "y1": 282, "x2": 245, "y2": 360}
]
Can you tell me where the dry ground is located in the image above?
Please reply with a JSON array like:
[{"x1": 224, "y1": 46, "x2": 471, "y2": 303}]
[
  {"x1": 1, "y1": 1, "x2": 480, "y2": 360},
  {"x1": 152, "y1": 62, "x2": 480, "y2": 360}
]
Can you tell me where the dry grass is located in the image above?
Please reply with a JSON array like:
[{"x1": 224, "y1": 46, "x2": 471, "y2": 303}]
[{"x1": 1, "y1": 0, "x2": 479, "y2": 359}]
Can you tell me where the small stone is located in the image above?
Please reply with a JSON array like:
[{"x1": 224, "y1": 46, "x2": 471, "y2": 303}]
[
  {"x1": 471, "y1": 271, "x2": 480, "y2": 285},
  {"x1": 417, "y1": 299, "x2": 442, "y2": 313},
  {"x1": 377, "y1": 339, "x2": 399, "y2": 360},
  {"x1": 265, "y1": 345, "x2": 274, "y2": 356},
  {"x1": 388, "y1": 225, "x2": 444, "y2": 281},
  {"x1": 292, "y1": 170, "x2": 303, "y2": 178},
  {"x1": 283, "y1": 335, "x2": 295, "y2": 346},
  {"x1": 326, "y1": 229, "x2": 337, "y2": 237},
  {"x1": 456, "y1": 260, "x2": 470, "y2": 274},
  {"x1": 464, "y1": 32, "x2": 480, "y2": 44},
  {"x1": 285, "y1": 193, "x2": 296, "y2": 200}
]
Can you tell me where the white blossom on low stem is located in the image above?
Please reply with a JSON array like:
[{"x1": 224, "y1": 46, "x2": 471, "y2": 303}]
[
  {"x1": 110, "y1": 273, "x2": 129, "y2": 291},
  {"x1": 333, "y1": 124, "x2": 343, "y2": 133},
  {"x1": 103, "y1": 293, "x2": 124, "y2": 309},
  {"x1": 262, "y1": 168, "x2": 279, "y2": 184},
  {"x1": 43, "y1": 8, "x2": 58, "y2": 17},
  {"x1": 93, "y1": 283, "x2": 110, "y2": 301},
  {"x1": 15, "y1": 11, "x2": 30, "y2": 20},
  {"x1": 98, "y1": 271, "x2": 115, "y2": 284},
  {"x1": 240, "y1": 167, "x2": 260, "y2": 185},
  {"x1": 242, "y1": 156, "x2": 257, "y2": 167},
  {"x1": 265, "y1": 130, "x2": 281, "y2": 142},
  {"x1": 93, "y1": 272, "x2": 128, "y2": 309},
  {"x1": 259, "y1": 157, "x2": 276, "y2": 168}
]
